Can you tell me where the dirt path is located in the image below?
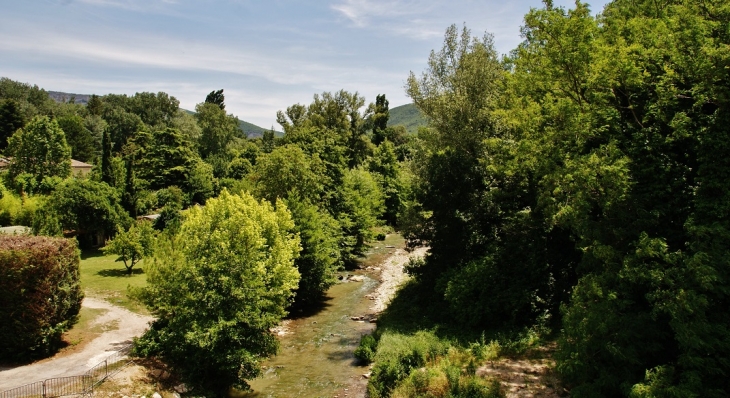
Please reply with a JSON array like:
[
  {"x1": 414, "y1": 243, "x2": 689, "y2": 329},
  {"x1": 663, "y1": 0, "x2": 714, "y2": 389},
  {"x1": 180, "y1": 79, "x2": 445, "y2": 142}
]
[{"x1": 0, "y1": 297, "x2": 153, "y2": 391}]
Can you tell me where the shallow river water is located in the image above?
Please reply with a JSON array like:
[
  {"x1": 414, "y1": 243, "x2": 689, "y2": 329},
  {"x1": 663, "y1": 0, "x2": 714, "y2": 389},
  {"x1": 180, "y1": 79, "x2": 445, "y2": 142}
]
[{"x1": 236, "y1": 272, "x2": 378, "y2": 398}]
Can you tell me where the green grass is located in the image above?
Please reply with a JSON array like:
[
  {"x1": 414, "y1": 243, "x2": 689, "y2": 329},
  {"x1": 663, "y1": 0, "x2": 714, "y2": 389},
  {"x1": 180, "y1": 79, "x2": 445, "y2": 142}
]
[
  {"x1": 79, "y1": 249, "x2": 149, "y2": 314},
  {"x1": 62, "y1": 307, "x2": 111, "y2": 347}
]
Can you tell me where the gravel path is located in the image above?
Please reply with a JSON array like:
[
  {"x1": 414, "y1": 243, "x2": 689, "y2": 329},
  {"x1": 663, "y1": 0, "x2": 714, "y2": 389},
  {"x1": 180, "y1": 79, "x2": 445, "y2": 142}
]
[
  {"x1": 0, "y1": 297, "x2": 153, "y2": 391},
  {"x1": 369, "y1": 246, "x2": 428, "y2": 314}
]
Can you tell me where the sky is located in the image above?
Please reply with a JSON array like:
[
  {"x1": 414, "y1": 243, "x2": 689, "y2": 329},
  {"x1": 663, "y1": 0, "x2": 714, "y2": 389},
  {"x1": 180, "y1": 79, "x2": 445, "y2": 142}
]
[{"x1": 1, "y1": 0, "x2": 609, "y2": 129}]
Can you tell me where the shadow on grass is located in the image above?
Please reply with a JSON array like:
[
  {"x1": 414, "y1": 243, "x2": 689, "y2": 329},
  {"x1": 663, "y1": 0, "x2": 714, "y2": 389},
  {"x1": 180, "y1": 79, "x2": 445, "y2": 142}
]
[
  {"x1": 96, "y1": 268, "x2": 144, "y2": 277},
  {"x1": 80, "y1": 248, "x2": 106, "y2": 260}
]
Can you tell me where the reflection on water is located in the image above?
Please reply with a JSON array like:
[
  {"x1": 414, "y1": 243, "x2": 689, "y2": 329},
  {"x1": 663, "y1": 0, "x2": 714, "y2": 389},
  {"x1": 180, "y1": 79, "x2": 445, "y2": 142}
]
[{"x1": 235, "y1": 272, "x2": 377, "y2": 398}]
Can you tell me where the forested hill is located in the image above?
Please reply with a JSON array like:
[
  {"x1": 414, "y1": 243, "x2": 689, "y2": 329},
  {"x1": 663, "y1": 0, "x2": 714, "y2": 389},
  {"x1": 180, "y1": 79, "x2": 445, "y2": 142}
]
[
  {"x1": 49, "y1": 90, "x2": 275, "y2": 138},
  {"x1": 387, "y1": 103, "x2": 427, "y2": 134},
  {"x1": 48, "y1": 91, "x2": 91, "y2": 105}
]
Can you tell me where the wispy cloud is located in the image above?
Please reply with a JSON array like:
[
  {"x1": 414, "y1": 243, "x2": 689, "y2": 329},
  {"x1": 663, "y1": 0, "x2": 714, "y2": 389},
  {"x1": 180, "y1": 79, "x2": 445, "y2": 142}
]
[{"x1": 332, "y1": 0, "x2": 432, "y2": 25}]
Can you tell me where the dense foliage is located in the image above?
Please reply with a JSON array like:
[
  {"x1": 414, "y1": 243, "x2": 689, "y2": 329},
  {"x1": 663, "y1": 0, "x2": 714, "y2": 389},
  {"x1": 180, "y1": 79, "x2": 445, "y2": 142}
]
[
  {"x1": 134, "y1": 191, "x2": 300, "y2": 396},
  {"x1": 0, "y1": 235, "x2": 83, "y2": 360},
  {"x1": 379, "y1": 1, "x2": 730, "y2": 397}
]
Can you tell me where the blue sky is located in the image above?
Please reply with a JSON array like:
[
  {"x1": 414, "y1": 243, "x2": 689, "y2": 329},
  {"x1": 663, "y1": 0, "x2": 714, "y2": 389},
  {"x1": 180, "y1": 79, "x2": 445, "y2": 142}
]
[{"x1": 1, "y1": 0, "x2": 608, "y2": 128}]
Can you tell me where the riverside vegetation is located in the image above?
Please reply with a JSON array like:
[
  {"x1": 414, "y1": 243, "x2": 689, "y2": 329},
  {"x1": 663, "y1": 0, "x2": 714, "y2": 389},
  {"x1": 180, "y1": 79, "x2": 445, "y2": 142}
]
[{"x1": 2, "y1": 0, "x2": 729, "y2": 396}]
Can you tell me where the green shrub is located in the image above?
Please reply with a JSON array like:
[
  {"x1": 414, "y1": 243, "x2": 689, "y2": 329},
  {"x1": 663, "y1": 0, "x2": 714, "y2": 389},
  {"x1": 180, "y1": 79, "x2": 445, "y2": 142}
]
[
  {"x1": 0, "y1": 191, "x2": 22, "y2": 226},
  {"x1": 368, "y1": 331, "x2": 448, "y2": 397},
  {"x1": 354, "y1": 333, "x2": 378, "y2": 363},
  {"x1": 0, "y1": 235, "x2": 83, "y2": 360}
]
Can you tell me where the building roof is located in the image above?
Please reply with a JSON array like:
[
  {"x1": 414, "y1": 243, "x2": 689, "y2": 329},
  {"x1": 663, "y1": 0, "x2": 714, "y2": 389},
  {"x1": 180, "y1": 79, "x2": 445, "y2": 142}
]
[
  {"x1": 0, "y1": 158, "x2": 93, "y2": 169},
  {"x1": 71, "y1": 159, "x2": 93, "y2": 168}
]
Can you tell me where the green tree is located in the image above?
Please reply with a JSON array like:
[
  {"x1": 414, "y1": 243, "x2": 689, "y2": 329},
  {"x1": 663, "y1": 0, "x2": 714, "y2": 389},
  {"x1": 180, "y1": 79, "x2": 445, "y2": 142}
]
[
  {"x1": 251, "y1": 144, "x2": 327, "y2": 204},
  {"x1": 102, "y1": 106, "x2": 144, "y2": 153},
  {"x1": 205, "y1": 89, "x2": 225, "y2": 110},
  {"x1": 49, "y1": 179, "x2": 130, "y2": 246},
  {"x1": 102, "y1": 221, "x2": 156, "y2": 275},
  {"x1": 134, "y1": 191, "x2": 300, "y2": 396},
  {"x1": 133, "y1": 128, "x2": 207, "y2": 199},
  {"x1": 86, "y1": 94, "x2": 103, "y2": 116},
  {"x1": 0, "y1": 99, "x2": 24, "y2": 151},
  {"x1": 276, "y1": 90, "x2": 374, "y2": 168},
  {"x1": 286, "y1": 195, "x2": 343, "y2": 306},
  {"x1": 101, "y1": 129, "x2": 114, "y2": 186},
  {"x1": 170, "y1": 109, "x2": 202, "y2": 144},
  {"x1": 371, "y1": 94, "x2": 390, "y2": 146},
  {"x1": 261, "y1": 129, "x2": 275, "y2": 153},
  {"x1": 339, "y1": 168, "x2": 384, "y2": 255},
  {"x1": 57, "y1": 115, "x2": 96, "y2": 163},
  {"x1": 6, "y1": 116, "x2": 71, "y2": 187},
  {"x1": 195, "y1": 102, "x2": 241, "y2": 159},
  {"x1": 369, "y1": 140, "x2": 403, "y2": 225}
]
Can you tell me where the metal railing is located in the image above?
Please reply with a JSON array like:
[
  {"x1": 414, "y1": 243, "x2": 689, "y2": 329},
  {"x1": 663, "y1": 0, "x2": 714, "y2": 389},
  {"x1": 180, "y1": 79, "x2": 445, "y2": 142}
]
[{"x1": 0, "y1": 344, "x2": 133, "y2": 398}]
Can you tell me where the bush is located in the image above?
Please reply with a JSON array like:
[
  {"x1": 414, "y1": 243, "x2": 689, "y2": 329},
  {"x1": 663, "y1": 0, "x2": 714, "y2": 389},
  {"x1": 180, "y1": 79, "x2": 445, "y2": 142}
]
[
  {"x1": 0, "y1": 191, "x2": 22, "y2": 226},
  {"x1": 368, "y1": 331, "x2": 448, "y2": 397},
  {"x1": 354, "y1": 334, "x2": 378, "y2": 363},
  {"x1": 0, "y1": 235, "x2": 83, "y2": 360}
]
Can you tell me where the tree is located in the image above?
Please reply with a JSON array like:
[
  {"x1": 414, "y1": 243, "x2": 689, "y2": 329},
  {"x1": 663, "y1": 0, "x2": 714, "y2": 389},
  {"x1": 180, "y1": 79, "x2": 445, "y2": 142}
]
[
  {"x1": 339, "y1": 168, "x2": 384, "y2": 255},
  {"x1": 0, "y1": 99, "x2": 24, "y2": 151},
  {"x1": 205, "y1": 89, "x2": 225, "y2": 110},
  {"x1": 286, "y1": 195, "x2": 343, "y2": 306},
  {"x1": 133, "y1": 128, "x2": 203, "y2": 195},
  {"x1": 57, "y1": 115, "x2": 96, "y2": 163},
  {"x1": 261, "y1": 129, "x2": 275, "y2": 153},
  {"x1": 276, "y1": 90, "x2": 374, "y2": 168},
  {"x1": 49, "y1": 179, "x2": 130, "y2": 247},
  {"x1": 195, "y1": 102, "x2": 241, "y2": 159},
  {"x1": 251, "y1": 144, "x2": 327, "y2": 204},
  {"x1": 6, "y1": 116, "x2": 71, "y2": 187},
  {"x1": 101, "y1": 129, "x2": 114, "y2": 186},
  {"x1": 86, "y1": 94, "x2": 103, "y2": 116},
  {"x1": 134, "y1": 191, "x2": 300, "y2": 396},
  {"x1": 102, "y1": 221, "x2": 156, "y2": 275},
  {"x1": 369, "y1": 140, "x2": 403, "y2": 225},
  {"x1": 371, "y1": 94, "x2": 390, "y2": 146}
]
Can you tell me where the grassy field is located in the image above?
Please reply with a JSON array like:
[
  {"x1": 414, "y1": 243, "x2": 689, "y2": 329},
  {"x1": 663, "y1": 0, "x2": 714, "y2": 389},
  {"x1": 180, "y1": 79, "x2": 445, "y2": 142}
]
[{"x1": 79, "y1": 249, "x2": 149, "y2": 314}]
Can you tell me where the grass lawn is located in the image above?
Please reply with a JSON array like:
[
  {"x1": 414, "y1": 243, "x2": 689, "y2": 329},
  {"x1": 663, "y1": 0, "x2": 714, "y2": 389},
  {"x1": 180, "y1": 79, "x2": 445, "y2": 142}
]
[{"x1": 79, "y1": 249, "x2": 149, "y2": 314}]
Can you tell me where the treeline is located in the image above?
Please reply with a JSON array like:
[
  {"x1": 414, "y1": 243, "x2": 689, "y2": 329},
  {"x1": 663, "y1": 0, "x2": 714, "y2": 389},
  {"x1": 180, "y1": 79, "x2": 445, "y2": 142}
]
[
  {"x1": 0, "y1": 77, "x2": 415, "y2": 302},
  {"x1": 374, "y1": 0, "x2": 730, "y2": 397},
  {"x1": 0, "y1": 76, "x2": 418, "y2": 392}
]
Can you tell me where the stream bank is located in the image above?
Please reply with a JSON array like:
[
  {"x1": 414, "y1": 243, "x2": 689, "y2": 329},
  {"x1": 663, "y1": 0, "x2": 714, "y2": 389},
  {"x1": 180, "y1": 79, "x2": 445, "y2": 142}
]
[{"x1": 237, "y1": 244, "x2": 427, "y2": 398}]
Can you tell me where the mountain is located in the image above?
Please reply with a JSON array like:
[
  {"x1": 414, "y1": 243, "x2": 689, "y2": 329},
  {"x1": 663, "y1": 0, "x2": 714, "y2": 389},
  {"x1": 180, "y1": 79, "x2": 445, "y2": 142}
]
[
  {"x1": 388, "y1": 103, "x2": 428, "y2": 134},
  {"x1": 239, "y1": 120, "x2": 282, "y2": 138},
  {"x1": 47, "y1": 91, "x2": 92, "y2": 105}
]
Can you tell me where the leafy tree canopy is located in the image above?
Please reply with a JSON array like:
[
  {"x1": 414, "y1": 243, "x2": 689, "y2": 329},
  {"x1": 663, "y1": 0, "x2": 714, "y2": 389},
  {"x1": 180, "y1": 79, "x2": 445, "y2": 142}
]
[
  {"x1": 134, "y1": 191, "x2": 300, "y2": 396},
  {"x1": 6, "y1": 116, "x2": 71, "y2": 188}
]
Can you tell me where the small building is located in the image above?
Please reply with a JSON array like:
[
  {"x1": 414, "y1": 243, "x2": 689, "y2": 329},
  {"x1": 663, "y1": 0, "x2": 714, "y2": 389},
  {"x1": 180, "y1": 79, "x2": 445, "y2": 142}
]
[
  {"x1": 0, "y1": 158, "x2": 94, "y2": 177},
  {"x1": 71, "y1": 159, "x2": 93, "y2": 177}
]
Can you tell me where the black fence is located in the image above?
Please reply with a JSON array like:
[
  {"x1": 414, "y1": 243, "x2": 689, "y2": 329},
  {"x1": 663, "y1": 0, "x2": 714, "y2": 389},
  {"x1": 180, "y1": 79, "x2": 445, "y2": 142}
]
[{"x1": 0, "y1": 344, "x2": 133, "y2": 398}]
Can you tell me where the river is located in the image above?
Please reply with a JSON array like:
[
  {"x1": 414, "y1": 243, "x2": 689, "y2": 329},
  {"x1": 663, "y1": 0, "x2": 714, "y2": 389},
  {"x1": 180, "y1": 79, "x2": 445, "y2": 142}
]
[{"x1": 236, "y1": 239, "x2": 423, "y2": 398}]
